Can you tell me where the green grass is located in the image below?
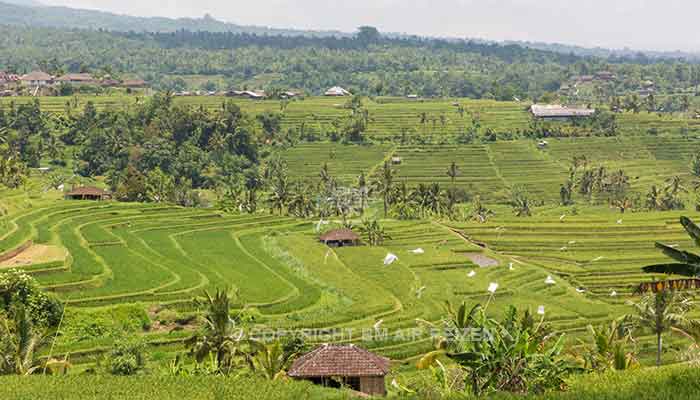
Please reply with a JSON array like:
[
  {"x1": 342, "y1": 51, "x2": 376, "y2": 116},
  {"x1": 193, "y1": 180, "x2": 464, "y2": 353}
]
[
  {"x1": 2, "y1": 363, "x2": 699, "y2": 399},
  {"x1": 0, "y1": 376, "x2": 349, "y2": 400}
]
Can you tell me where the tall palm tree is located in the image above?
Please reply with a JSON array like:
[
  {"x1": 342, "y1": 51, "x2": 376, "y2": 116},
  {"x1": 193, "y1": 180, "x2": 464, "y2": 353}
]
[
  {"x1": 425, "y1": 183, "x2": 447, "y2": 216},
  {"x1": 643, "y1": 217, "x2": 700, "y2": 277},
  {"x1": 625, "y1": 290, "x2": 691, "y2": 366},
  {"x1": 361, "y1": 219, "x2": 390, "y2": 246},
  {"x1": 319, "y1": 163, "x2": 332, "y2": 189},
  {"x1": 372, "y1": 161, "x2": 394, "y2": 217},
  {"x1": 446, "y1": 161, "x2": 460, "y2": 188},
  {"x1": 411, "y1": 183, "x2": 430, "y2": 218},
  {"x1": 357, "y1": 172, "x2": 368, "y2": 214},
  {"x1": 185, "y1": 289, "x2": 251, "y2": 374},
  {"x1": 267, "y1": 175, "x2": 291, "y2": 215},
  {"x1": 287, "y1": 182, "x2": 315, "y2": 218}
]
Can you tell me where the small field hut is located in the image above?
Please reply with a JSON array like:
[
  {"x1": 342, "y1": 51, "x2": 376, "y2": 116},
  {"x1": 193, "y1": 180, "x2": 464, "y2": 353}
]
[
  {"x1": 65, "y1": 186, "x2": 111, "y2": 201},
  {"x1": 319, "y1": 229, "x2": 360, "y2": 247},
  {"x1": 288, "y1": 344, "x2": 390, "y2": 396}
]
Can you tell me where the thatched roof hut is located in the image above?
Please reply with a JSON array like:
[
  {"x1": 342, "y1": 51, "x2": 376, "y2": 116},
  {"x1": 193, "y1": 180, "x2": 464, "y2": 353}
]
[
  {"x1": 319, "y1": 229, "x2": 360, "y2": 247},
  {"x1": 65, "y1": 186, "x2": 111, "y2": 201}
]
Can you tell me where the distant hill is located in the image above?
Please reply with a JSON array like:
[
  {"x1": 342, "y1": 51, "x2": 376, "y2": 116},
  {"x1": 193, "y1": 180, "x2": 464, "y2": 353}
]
[
  {"x1": 0, "y1": 1, "x2": 344, "y2": 36},
  {"x1": 506, "y1": 40, "x2": 700, "y2": 62},
  {"x1": 0, "y1": 0, "x2": 697, "y2": 61},
  {"x1": 1, "y1": 0, "x2": 42, "y2": 6}
]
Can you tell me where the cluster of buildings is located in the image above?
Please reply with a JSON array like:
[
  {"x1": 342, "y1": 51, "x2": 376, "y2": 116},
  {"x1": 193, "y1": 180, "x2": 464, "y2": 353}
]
[
  {"x1": 0, "y1": 70, "x2": 147, "y2": 96},
  {"x1": 224, "y1": 89, "x2": 299, "y2": 99},
  {"x1": 561, "y1": 70, "x2": 659, "y2": 98},
  {"x1": 559, "y1": 71, "x2": 617, "y2": 97},
  {"x1": 573, "y1": 71, "x2": 617, "y2": 84},
  {"x1": 221, "y1": 86, "x2": 352, "y2": 100},
  {"x1": 0, "y1": 71, "x2": 21, "y2": 96}
]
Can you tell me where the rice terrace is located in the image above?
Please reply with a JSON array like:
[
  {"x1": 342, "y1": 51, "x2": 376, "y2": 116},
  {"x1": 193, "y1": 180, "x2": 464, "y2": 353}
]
[{"x1": 4, "y1": 2, "x2": 700, "y2": 399}]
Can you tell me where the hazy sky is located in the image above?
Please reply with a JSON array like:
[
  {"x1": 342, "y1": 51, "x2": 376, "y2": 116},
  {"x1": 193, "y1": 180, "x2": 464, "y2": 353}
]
[{"x1": 39, "y1": 0, "x2": 700, "y2": 52}]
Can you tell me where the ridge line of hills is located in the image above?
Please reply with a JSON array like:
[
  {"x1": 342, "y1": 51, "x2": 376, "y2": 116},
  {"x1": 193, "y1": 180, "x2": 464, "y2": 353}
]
[{"x1": 1, "y1": 0, "x2": 699, "y2": 62}]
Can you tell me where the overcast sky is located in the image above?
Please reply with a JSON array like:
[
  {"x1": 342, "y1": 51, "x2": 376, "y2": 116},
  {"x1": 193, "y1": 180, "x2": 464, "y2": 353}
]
[{"x1": 38, "y1": 0, "x2": 700, "y2": 52}]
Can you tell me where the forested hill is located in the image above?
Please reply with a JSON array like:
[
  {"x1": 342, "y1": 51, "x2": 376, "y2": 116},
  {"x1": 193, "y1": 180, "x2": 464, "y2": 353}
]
[
  {"x1": 3, "y1": 23, "x2": 700, "y2": 98},
  {"x1": 0, "y1": 1, "x2": 341, "y2": 35}
]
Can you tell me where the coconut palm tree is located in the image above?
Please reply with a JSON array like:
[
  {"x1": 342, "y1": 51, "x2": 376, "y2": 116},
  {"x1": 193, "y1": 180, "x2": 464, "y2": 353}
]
[
  {"x1": 390, "y1": 181, "x2": 416, "y2": 220},
  {"x1": 361, "y1": 219, "x2": 390, "y2": 246},
  {"x1": 425, "y1": 183, "x2": 448, "y2": 216},
  {"x1": 185, "y1": 289, "x2": 252, "y2": 374},
  {"x1": 625, "y1": 290, "x2": 692, "y2": 366},
  {"x1": 446, "y1": 162, "x2": 460, "y2": 188},
  {"x1": 287, "y1": 182, "x2": 315, "y2": 218},
  {"x1": 643, "y1": 217, "x2": 700, "y2": 277},
  {"x1": 319, "y1": 163, "x2": 332, "y2": 189},
  {"x1": 357, "y1": 172, "x2": 369, "y2": 214},
  {"x1": 267, "y1": 174, "x2": 291, "y2": 215},
  {"x1": 372, "y1": 161, "x2": 394, "y2": 217},
  {"x1": 470, "y1": 195, "x2": 494, "y2": 223}
]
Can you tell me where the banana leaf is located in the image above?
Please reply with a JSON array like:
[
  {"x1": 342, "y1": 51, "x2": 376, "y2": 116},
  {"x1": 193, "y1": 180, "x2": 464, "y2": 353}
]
[
  {"x1": 680, "y1": 217, "x2": 700, "y2": 247},
  {"x1": 654, "y1": 242, "x2": 700, "y2": 266},
  {"x1": 642, "y1": 263, "x2": 700, "y2": 277}
]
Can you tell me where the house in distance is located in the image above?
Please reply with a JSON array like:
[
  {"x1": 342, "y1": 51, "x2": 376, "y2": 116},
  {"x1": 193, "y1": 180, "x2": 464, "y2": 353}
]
[
  {"x1": 288, "y1": 344, "x2": 390, "y2": 396},
  {"x1": 55, "y1": 73, "x2": 98, "y2": 86},
  {"x1": 20, "y1": 71, "x2": 53, "y2": 87},
  {"x1": 530, "y1": 104, "x2": 596, "y2": 121},
  {"x1": 324, "y1": 86, "x2": 352, "y2": 96}
]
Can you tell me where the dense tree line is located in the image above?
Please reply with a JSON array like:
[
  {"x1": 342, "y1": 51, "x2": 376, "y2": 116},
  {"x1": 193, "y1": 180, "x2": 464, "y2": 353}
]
[{"x1": 2, "y1": 25, "x2": 700, "y2": 98}]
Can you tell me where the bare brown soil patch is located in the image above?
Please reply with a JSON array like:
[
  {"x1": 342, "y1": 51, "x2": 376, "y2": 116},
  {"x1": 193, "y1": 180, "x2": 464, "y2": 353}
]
[
  {"x1": 0, "y1": 244, "x2": 68, "y2": 268},
  {"x1": 465, "y1": 253, "x2": 499, "y2": 268}
]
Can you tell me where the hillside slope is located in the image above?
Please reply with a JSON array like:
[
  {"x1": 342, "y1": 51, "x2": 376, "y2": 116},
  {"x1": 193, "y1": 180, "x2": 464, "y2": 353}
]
[{"x1": 0, "y1": 1, "x2": 341, "y2": 35}]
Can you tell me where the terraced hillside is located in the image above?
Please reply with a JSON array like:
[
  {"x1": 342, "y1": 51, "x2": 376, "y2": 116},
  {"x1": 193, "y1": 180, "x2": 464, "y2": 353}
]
[
  {"x1": 389, "y1": 145, "x2": 509, "y2": 201},
  {"x1": 449, "y1": 212, "x2": 700, "y2": 299},
  {"x1": 280, "y1": 142, "x2": 393, "y2": 184},
  {"x1": 446, "y1": 210, "x2": 700, "y2": 362},
  {"x1": 5, "y1": 95, "x2": 700, "y2": 139},
  {"x1": 1, "y1": 190, "x2": 644, "y2": 363},
  {"x1": 282, "y1": 137, "x2": 700, "y2": 204}
]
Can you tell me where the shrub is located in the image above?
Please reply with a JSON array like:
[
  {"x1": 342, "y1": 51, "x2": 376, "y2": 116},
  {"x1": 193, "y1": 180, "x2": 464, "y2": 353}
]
[
  {"x1": 105, "y1": 339, "x2": 147, "y2": 376},
  {"x1": 0, "y1": 269, "x2": 63, "y2": 328}
]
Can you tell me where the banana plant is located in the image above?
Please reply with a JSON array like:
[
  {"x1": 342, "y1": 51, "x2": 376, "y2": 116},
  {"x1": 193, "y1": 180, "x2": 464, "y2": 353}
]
[
  {"x1": 0, "y1": 306, "x2": 49, "y2": 375},
  {"x1": 415, "y1": 301, "x2": 482, "y2": 369},
  {"x1": 250, "y1": 341, "x2": 294, "y2": 380},
  {"x1": 417, "y1": 304, "x2": 574, "y2": 396},
  {"x1": 571, "y1": 319, "x2": 637, "y2": 372}
]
